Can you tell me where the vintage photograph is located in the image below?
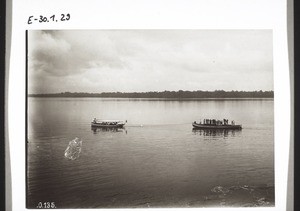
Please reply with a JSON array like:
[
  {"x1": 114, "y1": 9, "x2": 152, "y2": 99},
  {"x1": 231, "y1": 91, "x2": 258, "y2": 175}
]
[{"x1": 27, "y1": 30, "x2": 274, "y2": 208}]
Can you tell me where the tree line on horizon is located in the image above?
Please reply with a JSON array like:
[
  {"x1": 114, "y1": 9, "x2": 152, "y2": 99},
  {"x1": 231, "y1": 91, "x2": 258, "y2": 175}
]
[{"x1": 28, "y1": 90, "x2": 274, "y2": 98}]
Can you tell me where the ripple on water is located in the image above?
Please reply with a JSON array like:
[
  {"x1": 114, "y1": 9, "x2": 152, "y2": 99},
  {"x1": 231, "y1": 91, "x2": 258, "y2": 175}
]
[{"x1": 202, "y1": 184, "x2": 274, "y2": 207}]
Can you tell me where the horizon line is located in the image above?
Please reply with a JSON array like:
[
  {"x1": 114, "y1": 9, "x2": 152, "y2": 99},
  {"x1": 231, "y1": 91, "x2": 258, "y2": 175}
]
[{"x1": 29, "y1": 90, "x2": 274, "y2": 95}]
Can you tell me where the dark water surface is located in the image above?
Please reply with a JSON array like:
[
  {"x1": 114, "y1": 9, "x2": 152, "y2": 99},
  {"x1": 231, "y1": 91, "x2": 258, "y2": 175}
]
[{"x1": 27, "y1": 98, "x2": 274, "y2": 208}]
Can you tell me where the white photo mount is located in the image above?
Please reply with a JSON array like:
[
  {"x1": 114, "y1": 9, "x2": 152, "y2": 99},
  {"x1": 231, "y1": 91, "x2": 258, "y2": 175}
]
[{"x1": 7, "y1": 0, "x2": 291, "y2": 211}]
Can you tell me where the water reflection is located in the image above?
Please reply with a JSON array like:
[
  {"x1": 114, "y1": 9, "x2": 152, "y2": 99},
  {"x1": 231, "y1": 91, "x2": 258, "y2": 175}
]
[
  {"x1": 192, "y1": 129, "x2": 241, "y2": 137},
  {"x1": 28, "y1": 98, "x2": 273, "y2": 208},
  {"x1": 91, "y1": 126, "x2": 127, "y2": 134}
]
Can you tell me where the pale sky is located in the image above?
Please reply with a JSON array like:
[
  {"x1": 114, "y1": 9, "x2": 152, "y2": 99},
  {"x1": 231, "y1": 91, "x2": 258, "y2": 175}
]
[{"x1": 28, "y1": 30, "x2": 273, "y2": 94}]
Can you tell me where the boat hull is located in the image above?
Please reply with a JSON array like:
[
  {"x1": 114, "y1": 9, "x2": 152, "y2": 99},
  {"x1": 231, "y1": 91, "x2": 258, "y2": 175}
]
[
  {"x1": 192, "y1": 122, "x2": 242, "y2": 130},
  {"x1": 91, "y1": 122, "x2": 125, "y2": 128}
]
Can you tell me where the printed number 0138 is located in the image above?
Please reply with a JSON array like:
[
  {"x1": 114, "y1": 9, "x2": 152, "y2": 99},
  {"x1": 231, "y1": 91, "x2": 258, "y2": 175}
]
[{"x1": 37, "y1": 202, "x2": 56, "y2": 208}]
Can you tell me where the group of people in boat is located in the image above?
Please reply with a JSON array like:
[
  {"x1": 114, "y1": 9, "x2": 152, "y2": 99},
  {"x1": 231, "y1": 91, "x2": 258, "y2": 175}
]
[
  {"x1": 93, "y1": 118, "x2": 119, "y2": 126},
  {"x1": 194, "y1": 118, "x2": 235, "y2": 126}
]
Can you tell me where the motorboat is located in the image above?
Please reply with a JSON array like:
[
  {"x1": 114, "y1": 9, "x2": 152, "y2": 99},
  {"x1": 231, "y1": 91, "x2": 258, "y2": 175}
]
[{"x1": 91, "y1": 118, "x2": 127, "y2": 128}]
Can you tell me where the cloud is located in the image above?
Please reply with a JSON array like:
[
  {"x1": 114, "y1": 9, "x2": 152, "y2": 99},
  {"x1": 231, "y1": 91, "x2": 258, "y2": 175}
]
[
  {"x1": 28, "y1": 31, "x2": 126, "y2": 77},
  {"x1": 28, "y1": 30, "x2": 273, "y2": 93}
]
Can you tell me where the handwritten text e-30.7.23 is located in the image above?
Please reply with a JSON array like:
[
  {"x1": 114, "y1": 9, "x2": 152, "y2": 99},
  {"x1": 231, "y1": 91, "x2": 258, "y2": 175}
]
[{"x1": 28, "y1": 14, "x2": 70, "y2": 24}]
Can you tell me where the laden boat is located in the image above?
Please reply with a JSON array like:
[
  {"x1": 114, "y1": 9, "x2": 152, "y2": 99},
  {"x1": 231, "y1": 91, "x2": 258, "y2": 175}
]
[
  {"x1": 192, "y1": 119, "x2": 242, "y2": 130},
  {"x1": 91, "y1": 118, "x2": 127, "y2": 128}
]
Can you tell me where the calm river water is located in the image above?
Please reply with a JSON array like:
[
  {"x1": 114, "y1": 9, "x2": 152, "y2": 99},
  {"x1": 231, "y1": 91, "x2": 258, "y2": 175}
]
[{"x1": 27, "y1": 98, "x2": 274, "y2": 208}]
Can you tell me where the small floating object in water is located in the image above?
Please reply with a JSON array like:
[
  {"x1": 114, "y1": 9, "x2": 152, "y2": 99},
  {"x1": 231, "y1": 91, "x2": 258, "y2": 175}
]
[{"x1": 64, "y1": 137, "x2": 82, "y2": 160}]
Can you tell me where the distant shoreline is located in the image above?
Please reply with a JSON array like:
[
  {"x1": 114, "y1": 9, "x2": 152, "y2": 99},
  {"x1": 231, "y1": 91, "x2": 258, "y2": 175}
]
[{"x1": 28, "y1": 90, "x2": 274, "y2": 99}]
